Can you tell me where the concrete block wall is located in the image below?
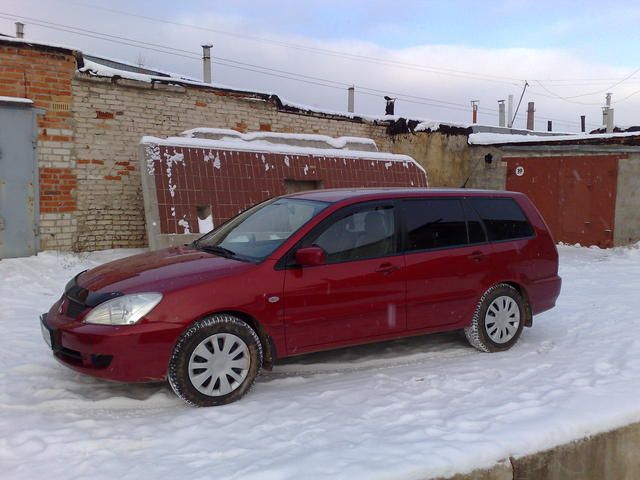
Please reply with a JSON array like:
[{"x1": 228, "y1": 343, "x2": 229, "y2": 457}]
[
  {"x1": 390, "y1": 131, "x2": 471, "y2": 187},
  {"x1": 614, "y1": 153, "x2": 640, "y2": 246}
]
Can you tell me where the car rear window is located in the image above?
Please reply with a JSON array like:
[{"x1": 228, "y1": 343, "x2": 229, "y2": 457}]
[
  {"x1": 401, "y1": 199, "x2": 468, "y2": 251},
  {"x1": 468, "y1": 197, "x2": 534, "y2": 241}
]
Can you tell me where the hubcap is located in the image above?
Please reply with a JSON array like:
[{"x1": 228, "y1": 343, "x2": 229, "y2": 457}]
[
  {"x1": 484, "y1": 295, "x2": 520, "y2": 344},
  {"x1": 188, "y1": 333, "x2": 251, "y2": 397}
]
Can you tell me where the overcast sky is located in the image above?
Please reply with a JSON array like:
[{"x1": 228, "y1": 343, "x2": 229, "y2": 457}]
[{"x1": 2, "y1": 0, "x2": 640, "y2": 131}]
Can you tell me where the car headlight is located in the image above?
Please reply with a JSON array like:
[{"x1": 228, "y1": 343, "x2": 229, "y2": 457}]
[{"x1": 83, "y1": 293, "x2": 163, "y2": 326}]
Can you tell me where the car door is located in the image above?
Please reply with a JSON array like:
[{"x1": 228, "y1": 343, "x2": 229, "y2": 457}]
[
  {"x1": 401, "y1": 197, "x2": 492, "y2": 331},
  {"x1": 282, "y1": 201, "x2": 407, "y2": 354}
]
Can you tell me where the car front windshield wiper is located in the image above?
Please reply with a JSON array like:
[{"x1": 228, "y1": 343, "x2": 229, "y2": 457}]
[{"x1": 192, "y1": 241, "x2": 237, "y2": 259}]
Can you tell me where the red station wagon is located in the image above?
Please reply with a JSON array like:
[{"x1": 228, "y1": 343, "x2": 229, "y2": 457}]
[{"x1": 41, "y1": 189, "x2": 561, "y2": 406}]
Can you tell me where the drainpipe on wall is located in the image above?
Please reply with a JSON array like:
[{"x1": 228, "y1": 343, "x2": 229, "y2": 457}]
[
  {"x1": 202, "y1": 44, "x2": 212, "y2": 84},
  {"x1": 15, "y1": 22, "x2": 24, "y2": 39}
]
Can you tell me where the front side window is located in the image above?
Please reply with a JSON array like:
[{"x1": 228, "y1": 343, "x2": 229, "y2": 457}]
[
  {"x1": 402, "y1": 199, "x2": 468, "y2": 251},
  {"x1": 195, "y1": 198, "x2": 329, "y2": 261},
  {"x1": 469, "y1": 197, "x2": 534, "y2": 241},
  {"x1": 310, "y1": 205, "x2": 396, "y2": 263}
]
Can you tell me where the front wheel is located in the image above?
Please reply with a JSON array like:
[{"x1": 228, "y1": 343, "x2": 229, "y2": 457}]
[
  {"x1": 464, "y1": 284, "x2": 525, "y2": 353},
  {"x1": 168, "y1": 314, "x2": 263, "y2": 407}
]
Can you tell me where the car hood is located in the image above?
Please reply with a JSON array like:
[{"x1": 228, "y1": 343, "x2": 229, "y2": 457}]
[{"x1": 77, "y1": 246, "x2": 255, "y2": 294}]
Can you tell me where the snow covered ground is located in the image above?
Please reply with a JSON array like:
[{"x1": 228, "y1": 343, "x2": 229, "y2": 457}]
[{"x1": 1, "y1": 245, "x2": 640, "y2": 479}]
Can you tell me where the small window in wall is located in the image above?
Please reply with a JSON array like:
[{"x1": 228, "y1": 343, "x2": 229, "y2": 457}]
[
  {"x1": 469, "y1": 197, "x2": 534, "y2": 241},
  {"x1": 285, "y1": 179, "x2": 322, "y2": 194},
  {"x1": 196, "y1": 205, "x2": 214, "y2": 233},
  {"x1": 402, "y1": 199, "x2": 468, "y2": 251}
]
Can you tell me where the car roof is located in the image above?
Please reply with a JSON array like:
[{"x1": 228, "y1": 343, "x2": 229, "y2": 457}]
[{"x1": 283, "y1": 188, "x2": 522, "y2": 204}]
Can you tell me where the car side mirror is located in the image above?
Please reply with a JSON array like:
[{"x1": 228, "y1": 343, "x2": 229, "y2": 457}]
[{"x1": 295, "y1": 246, "x2": 326, "y2": 266}]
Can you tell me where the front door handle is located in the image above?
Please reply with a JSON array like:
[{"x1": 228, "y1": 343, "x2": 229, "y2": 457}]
[
  {"x1": 376, "y1": 262, "x2": 399, "y2": 275},
  {"x1": 468, "y1": 251, "x2": 485, "y2": 262}
]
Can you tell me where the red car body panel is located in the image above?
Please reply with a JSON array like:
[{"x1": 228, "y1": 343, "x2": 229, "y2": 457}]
[{"x1": 42, "y1": 189, "x2": 561, "y2": 383}]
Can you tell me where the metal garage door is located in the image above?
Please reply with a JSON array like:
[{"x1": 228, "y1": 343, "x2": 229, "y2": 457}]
[
  {"x1": 0, "y1": 99, "x2": 41, "y2": 258},
  {"x1": 506, "y1": 155, "x2": 619, "y2": 248}
]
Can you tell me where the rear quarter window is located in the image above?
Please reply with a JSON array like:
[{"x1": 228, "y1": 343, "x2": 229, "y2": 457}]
[{"x1": 469, "y1": 197, "x2": 534, "y2": 241}]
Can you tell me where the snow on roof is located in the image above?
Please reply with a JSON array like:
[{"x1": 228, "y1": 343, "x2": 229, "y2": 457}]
[
  {"x1": 180, "y1": 127, "x2": 379, "y2": 152},
  {"x1": 0, "y1": 96, "x2": 34, "y2": 104},
  {"x1": 469, "y1": 131, "x2": 640, "y2": 145},
  {"x1": 415, "y1": 119, "x2": 472, "y2": 131},
  {"x1": 140, "y1": 134, "x2": 426, "y2": 173}
]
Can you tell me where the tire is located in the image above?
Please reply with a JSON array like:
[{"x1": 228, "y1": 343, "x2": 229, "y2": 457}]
[
  {"x1": 464, "y1": 284, "x2": 526, "y2": 353},
  {"x1": 168, "y1": 314, "x2": 263, "y2": 407}
]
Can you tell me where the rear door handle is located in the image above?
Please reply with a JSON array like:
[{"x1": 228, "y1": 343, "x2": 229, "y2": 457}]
[
  {"x1": 468, "y1": 251, "x2": 485, "y2": 262},
  {"x1": 375, "y1": 262, "x2": 399, "y2": 274}
]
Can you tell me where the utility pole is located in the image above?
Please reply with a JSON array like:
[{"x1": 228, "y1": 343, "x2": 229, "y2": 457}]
[
  {"x1": 15, "y1": 22, "x2": 24, "y2": 39},
  {"x1": 498, "y1": 100, "x2": 506, "y2": 127},
  {"x1": 507, "y1": 94, "x2": 514, "y2": 128},
  {"x1": 580, "y1": 115, "x2": 586, "y2": 133},
  {"x1": 547, "y1": 120, "x2": 552, "y2": 132},
  {"x1": 471, "y1": 100, "x2": 479, "y2": 124},
  {"x1": 511, "y1": 81, "x2": 529, "y2": 128}
]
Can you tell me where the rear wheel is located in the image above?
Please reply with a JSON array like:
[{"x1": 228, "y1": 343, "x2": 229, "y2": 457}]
[
  {"x1": 168, "y1": 314, "x2": 263, "y2": 407},
  {"x1": 464, "y1": 284, "x2": 525, "y2": 353}
]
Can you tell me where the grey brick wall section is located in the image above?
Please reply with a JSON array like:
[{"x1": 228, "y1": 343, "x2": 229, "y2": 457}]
[
  {"x1": 614, "y1": 153, "x2": 640, "y2": 246},
  {"x1": 70, "y1": 74, "x2": 392, "y2": 251}
]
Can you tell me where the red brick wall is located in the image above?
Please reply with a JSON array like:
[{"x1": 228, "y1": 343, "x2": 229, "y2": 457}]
[
  {"x1": 151, "y1": 145, "x2": 428, "y2": 234},
  {"x1": 0, "y1": 43, "x2": 78, "y2": 218},
  {"x1": 39, "y1": 167, "x2": 77, "y2": 213}
]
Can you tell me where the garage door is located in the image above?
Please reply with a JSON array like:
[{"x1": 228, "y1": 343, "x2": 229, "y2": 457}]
[{"x1": 506, "y1": 155, "x2": 619, "y2": 248}]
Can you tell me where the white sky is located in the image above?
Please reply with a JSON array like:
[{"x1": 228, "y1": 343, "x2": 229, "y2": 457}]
[{"x1": 2, "y1": 0, "x2": 640, "y2": 132}]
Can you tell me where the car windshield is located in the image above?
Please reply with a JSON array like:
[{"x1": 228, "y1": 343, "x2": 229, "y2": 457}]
[{"x1": 193, "y1": 198, "x2": 329, "y2": 261}]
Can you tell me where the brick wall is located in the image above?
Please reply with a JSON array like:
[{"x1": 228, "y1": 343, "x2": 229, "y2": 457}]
[
  {"x1": 1, "y1": 41, "x2": 464, "y2": 252},
  {"x1": 70, "y1": 75, "x2": 393, "y2": 251},
  {"x1": 0, "y1": 43, "x2": 78, "y2": 249}
]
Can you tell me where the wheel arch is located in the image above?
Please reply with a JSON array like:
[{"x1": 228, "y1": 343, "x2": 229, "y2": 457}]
[
  {"x1": 502, "y1": 281, "x2": 533, "y2": 327},
  {"x1": 196, "y1": 309, "x2": 277, "y2": 370}
]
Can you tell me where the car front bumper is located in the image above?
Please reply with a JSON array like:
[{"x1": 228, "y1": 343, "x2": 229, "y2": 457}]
[{"x1": 41, "y1": 299, "x2": 183, "y2": 383}]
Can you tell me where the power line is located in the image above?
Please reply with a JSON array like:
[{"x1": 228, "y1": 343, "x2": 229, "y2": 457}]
[
  {"x1": 21, "y1": 2, "x2": 527, "y2": 86},
  {"x1": 0, "y1": 12, "x2": 598, "y2": 128},
  {"x1": 52, "y1": 0, "x2": 640, "y2": 89}
]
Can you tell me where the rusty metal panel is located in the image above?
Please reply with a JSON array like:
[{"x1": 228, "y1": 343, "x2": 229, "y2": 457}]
[
  {"x1": 0, "y1": 102, "x2": 41, "y2": 258},
  {"x1": 506, "y1": 155, "x2": 619, "y2": 248},
  {"x1": 139, "y1": 141, "x2": 427, "y2": 249}
]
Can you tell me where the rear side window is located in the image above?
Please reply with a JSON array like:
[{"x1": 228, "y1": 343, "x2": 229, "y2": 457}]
[
  {"x1": 469, "y1": 197, "x2": 534, "y2": 241},
  {"x1": 402, "y1": 199, "x2": 467, "y2": 251}
]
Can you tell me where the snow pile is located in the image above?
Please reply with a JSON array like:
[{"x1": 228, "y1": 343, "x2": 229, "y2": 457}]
[
  {"x1": 2, "y1": 245, "x2": 640, "y2": 479},
  {"x1": 141, "y1": 135, "x2": 424, "y2": 172},
  {"x1": 0, "y1": 96, "x2": 34, "y2": 104},
  {"x1": 181, "y1": 128, "x2": 379, "y2": 152},
  {"x1": 469, "y1": 131, "x2": 640, "y2": 145}
]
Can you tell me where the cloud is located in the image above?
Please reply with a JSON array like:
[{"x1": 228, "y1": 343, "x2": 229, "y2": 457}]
[{"x1": 2, "y1": 0, "x2": 639, "y2": 131}]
